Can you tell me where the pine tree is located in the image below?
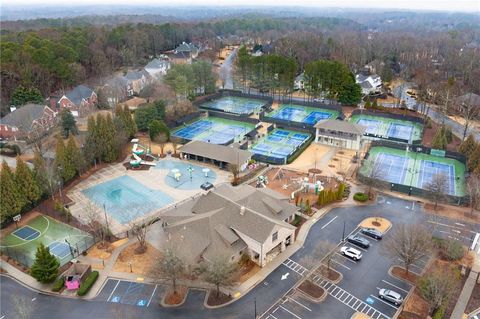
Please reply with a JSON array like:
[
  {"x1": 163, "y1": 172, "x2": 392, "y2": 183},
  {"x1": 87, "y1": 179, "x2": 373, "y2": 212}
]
[
  {"x1": 317, "y1": 190, "x2": 325, "y2": 206},
  {"x1": 468, "y1": 145, "x2": 480, "y2": 172},
  {"x1": 336, "y1": 183, "x2": 345, "y2": 200},
  {"x1": 30, "y1": 243, "x2": 60, "y2": 283},
  {"x1": 365, "y1": 98, "x2": 372, "y2": 109},
  {"x1": 15, "y1": 157, "x2": 41, "y2": 207},
  {"x1": 431, "y1": 129, "x2": 446, "y2": 150},
  {"x1": 123, "y1": 105, "x2": 137, "y2": 137},
  {"x1": 444, "y1": 126, "x2": 453, "y2": 144},
  {"x1": 459, "y1": 134, "x2": 476, "y2": 157},
  {"x1": 372, "y1": 99, "x2": 378, "y2": 109},
  {"x1": 63, "y1": 135, "x2": 80, "y2": 181},
  {"x1": 0, "y1": 161, "x2": 24, "y2": 225},
  {"x1": 84, "y1": 116, "x2": 99, "y2": 165},
  {"x1": 60, "y1": 109, "x2": 78, "y2": 138},
  {"x1": 55, "y1": 135, "x2": 67, "y2": 181},
  {"x1": 103, "y1": 114, "x2": 118, "y2": 163}
]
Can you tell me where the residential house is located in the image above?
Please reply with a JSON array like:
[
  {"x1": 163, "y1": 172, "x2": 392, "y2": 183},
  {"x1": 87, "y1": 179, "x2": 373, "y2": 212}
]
[
  {"x1": 144, "y1": 57, "x2": 171, "y2": 79},
  {"x1": 174, "y1": 42, "x2": 199, "y2": 59},
  {"x1": 0, "y1": 104, "x2": 57, "y2": 140},
  {"x1": 124, "y1": 70, "x2": 150, "y2": 95},
  {"x1": 454, "y1": 93, "x2": 480, "y2": 108},
  {"x1": 54, "y1": 85, "x2": 97, "y2": 117},
  {"x1": 158, "y1": 184, "x2": 297, "y2": 267},
  {"x1": 102, "y1": 75, "x2": 130, "y2": 108},
  {"x1": 355, "y1": 73, "x2": 382, "y2": 95},
  {"x1": 294, "y1": 73, "x2": 305, "y2": 91}
]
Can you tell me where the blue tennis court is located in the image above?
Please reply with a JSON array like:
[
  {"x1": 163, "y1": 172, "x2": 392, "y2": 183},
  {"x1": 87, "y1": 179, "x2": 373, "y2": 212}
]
[
  {"x1": 418, "y1": 161, "x2": 455, "y2": 195},
  {"x1": 267, "y1": 104, "x2": 339, "y2": 125},
  {"x1": 200, "y1": 96, "x2": 266, "y2": 115},
  {"x1": 172, "y1": 117, "x2": 255, "y2": 145},
  {"x1": 251, "y1": 129, "x2": 311, "y2": 162},
  {"x1": 374, "y1": 153, "x2": 408, "y2": 184},
  {"x1": 357, "y1": 118, "x2": 382, "y2": 135},
  {"x1": 48, "y1": 241, "x2": 72, "y2": 259},
  {"x1": 387, "y1": 123, "x2": 414, "y2": 141},
  {"x1": 12, "y1": 225, "x2": 40, "y2": 241}
]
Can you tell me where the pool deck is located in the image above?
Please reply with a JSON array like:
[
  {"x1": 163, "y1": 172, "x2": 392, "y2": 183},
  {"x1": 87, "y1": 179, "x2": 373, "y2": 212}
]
[{"x1": 68, "y1": 156, "x2": 230, "y2": 234}]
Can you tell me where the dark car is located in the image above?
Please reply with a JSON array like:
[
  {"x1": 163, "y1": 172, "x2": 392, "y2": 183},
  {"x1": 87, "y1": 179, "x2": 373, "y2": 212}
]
[
  {"x1": 200, "y1": 182, "x2": 214, "y2": 191},
  {"x1": 361, "y1": 227, "x2": 383, "y2": 240},
  {"x1": 347, "y1": 235, "x2": 370, "y2": 248}
]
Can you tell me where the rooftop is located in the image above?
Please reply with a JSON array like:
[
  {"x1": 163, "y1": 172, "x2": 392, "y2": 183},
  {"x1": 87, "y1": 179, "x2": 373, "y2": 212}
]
[
  {"x1": 178, "y1": 140, "x2": 252, "y2": 165},
  {"x1": 314, "y1": 119, "x2": 367, "y2": 135}
]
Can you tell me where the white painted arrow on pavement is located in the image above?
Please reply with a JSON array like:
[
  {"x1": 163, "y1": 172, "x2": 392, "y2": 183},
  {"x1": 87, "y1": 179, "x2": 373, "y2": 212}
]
[{"x1": 281, "y1": 273, "x2": 289, "y2": 280}]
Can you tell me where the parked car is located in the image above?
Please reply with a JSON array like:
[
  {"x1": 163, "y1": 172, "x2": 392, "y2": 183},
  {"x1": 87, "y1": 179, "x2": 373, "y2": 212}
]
[
  {"x1": 340, "y1": 246, "x2": 362, "y2": 261},
  {"x1": 378, "y1": 289, "x2": 404, "y2": 305},
  {"x1": 347, "y1": 235, "x2": 370, "y2": 248},
  {"x1": 361, "y1": 227, "x2": 383, "y2": 240},
  {"x1": 200, "y1": 182, "x2": 214, "y2": 191}
]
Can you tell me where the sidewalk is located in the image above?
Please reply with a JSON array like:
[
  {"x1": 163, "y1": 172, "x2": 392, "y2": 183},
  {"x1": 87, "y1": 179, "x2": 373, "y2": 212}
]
[{"x1": 450, "y1": 253, "x2": 480, "y2": 319}]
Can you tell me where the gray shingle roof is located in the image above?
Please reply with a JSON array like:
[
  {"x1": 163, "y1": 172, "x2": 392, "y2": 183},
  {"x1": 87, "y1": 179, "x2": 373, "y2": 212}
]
[
  {"x1": 145, "y1": 58, "x2": 169, "y2": 69},
  {"x1": 124, "y1": 70, "x2": 146, "y2": 81},
  {"x1": 179, "y1": 141, "x2": 252, "y2": 165},
  {"x1": 314, "y1": 119, "x2": 367, "y2": 135},
  {"x1": 0, "y1": 104, "x2": 47, "y2": 132},
  {"x1": 65, "y1": 85, "x2": 94, "y2": 106}
]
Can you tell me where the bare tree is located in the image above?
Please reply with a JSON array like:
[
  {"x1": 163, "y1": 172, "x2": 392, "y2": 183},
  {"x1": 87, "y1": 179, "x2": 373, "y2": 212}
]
[
  {"x1": 155, "y1": 133, "x2": 168, "y2": 156},
  {"x1": 453, "y1": 93, "x2": 480, "y2": 141},
  {"x1": 300, "y1": 240, "x2": 337, "y2": 278},
  {"x1": 228, "y1": 163, "x2": 240, "y2": 185},
  {"x1": 197, "y1": 255, "x2": 238, "y2": 298},
  {"x1": 424, "y1": 173, "x2": 448, "y2": 210},
  {"x1": 128, "y1": 218, "x2": 154, "y2": 254},
  {"x1": 361, "y1": 158, "x2": 387, "y2": 198},
  {"x1": 170, "y1": 136, "x2": 181, "y2": 155},
  {"x1": 466, "y1": 174, "x2": 480, "y2": 215},
  {"x1": 11, "y1": 294, "x2": 34, "y2": 319},
  {"x1": 418, "y1": 269, "x2": 455, "y2": 315},
  {"x1": 154, "y1": 246, "x2": 185, "y2": 294},
  {"x1": 84, "y1": 203, "x2": 109, "y2": 247},
  {"x1": 383, "y1": 224, "x2": 432, "y2": 275}
]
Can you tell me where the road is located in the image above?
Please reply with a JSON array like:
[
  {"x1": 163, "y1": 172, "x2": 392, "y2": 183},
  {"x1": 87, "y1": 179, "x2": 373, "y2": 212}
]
[
  {"x1": 1, "y1": 194, "x2": 479, "y2": 319},
  {"x1": 220, "y1": 48, "x2": 237, "y2": 90}
]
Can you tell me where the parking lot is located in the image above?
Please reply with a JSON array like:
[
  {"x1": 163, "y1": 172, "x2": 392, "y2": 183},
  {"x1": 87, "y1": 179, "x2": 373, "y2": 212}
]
[{"x1": 97, "y1": 279, "x2": 165, "y2": 307}]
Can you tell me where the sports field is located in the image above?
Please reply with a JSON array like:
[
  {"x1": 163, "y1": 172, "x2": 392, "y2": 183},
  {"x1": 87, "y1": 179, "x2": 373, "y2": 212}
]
[
  {"x1": 350, "y1": 114, "x2": 423, "y2": 142},
  {"x1": 266, "y1": 104, "x2": 339, "y2": 125},
  {"x1": 0, "y1": 215, "x2": 94, "y2": 267},
  {"x1": 360, "y1": 146, "x2": 466, "y2": 196},
  {"x1": 251, "y1": 129, "x2": 311, "y2": 162},
  {"x1": 171, "y1": 117, "x2": 255, "y2": 144},
  {"x1": 200, "y1": 96, "x2": 265, "y2": 115}
]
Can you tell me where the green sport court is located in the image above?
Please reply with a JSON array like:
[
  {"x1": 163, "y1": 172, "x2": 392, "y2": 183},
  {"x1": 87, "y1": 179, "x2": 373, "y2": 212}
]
[
  {"x1": 360, "y1": 146, "x2": 466, "y2": 196},
  {"x1": 199, "y1": 96, "x2": 266, "y2": 115},
  {"x1": 266, "y1": 104, "x2": 339, "y2": 125},
  {"x1": 350, "y1": 114, "x2": 423, "y2": 143},
  {"x1": 0, "y1": 215, "x2": 94, "y2": 267},
  {"x1": 251, "y1": 129, "x2": 311, "y2": 163},
  {"x1": 171, "y1": 116, "x2": 255, "y2": 144}
]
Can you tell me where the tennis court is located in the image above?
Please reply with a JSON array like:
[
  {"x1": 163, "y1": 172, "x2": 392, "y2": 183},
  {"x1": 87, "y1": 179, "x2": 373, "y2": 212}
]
[
  {"x1": 172, "y1": 117, "x2": 255, "y2": 145},
  {"x1": 0, "y1": 215, "x2": 95, "y2": 267},
  {"x1": 266, "y1": 104, "x2": 339, "y2": 125},
  {"x1": 200, "y1": 96, "x2": 266, "y2": 115},
  {"x1": 360, "y1": 146, "x2": 465, "y2": 196},
  {"x1": 251, "y1": 129, "x2": 311, "y2": 162},
  {"x1": 350, "y1": 114, "x2": 423, "y2": 142}
]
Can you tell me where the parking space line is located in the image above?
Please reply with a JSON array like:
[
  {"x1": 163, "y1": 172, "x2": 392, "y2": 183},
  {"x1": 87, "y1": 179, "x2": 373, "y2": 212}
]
[
  {"x1": 331, "y1": 258, "x2": 352, "y2": 270},
  {"x1": 279, "y1": 305, "x2": 302, "y2": 319},
  {"x1": 147, "y1": 284, "x2": 158, "y2": 307},
  {"x1": 381, "y1": 280, "x2": 410, "y2": 293},
  {"x1": 107, "y1": 280, "x2": 120, "y2": 302},
  {"x1": 370, "y1": 295, "x2": 399, "y2": 309},
  {"x1": 321, "y1": 216, "x2": 338, "y2": 229},
  {"x1": 288, "y1": 296, "x2": 312, "y2": 311},
  {"x1": 268, "y1": 314, "x2": 278, "y2": 319},
  {"x1": 335, "y1": 252, "x2": 358, "y2": 264}
]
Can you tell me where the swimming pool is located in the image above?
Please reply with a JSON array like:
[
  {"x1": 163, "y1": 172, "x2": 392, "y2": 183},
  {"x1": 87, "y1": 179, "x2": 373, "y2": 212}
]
[
  {"x1": 155, "y1": 160, "x2": 217, "y2": 190},
  {"x1": 81, "y1": 175, "x2": 174, "y2": 224}
]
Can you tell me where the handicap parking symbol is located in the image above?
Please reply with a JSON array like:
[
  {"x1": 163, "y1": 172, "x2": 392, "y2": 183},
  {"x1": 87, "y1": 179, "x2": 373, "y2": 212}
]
[
  {"x1": 111, "y1": 296, "x2": 120, "y2": 303},
  {"x1": 137, "y1": 299, "x2": 147, "y2": 307},
  {"x1": 366, "y1": 297, "x2": 374, "y2": 305}
]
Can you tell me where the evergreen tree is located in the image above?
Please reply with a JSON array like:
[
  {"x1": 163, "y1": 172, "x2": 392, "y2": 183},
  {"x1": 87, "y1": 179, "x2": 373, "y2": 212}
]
[
  {"x1": 444, "y1": 126, "x2": 453, "y2": 144},
  {"x1": 338, "y1": 82, "x2": 362, "y2": 105},
  {"x1": 459, "y1": 134, "x2": 476, "y2": 157},
  {"x1": 431, "y1": 129, "x2": 447, "y2": 150},
  {"x1": 149, "y1": 119, "x2": 170, "y2": 141},
  {"x1": 60, "y1": 109, "x2": 78, "y2": 138},
  {"x1": 15, "y1": 157, "x2": 41, "y2": 207},
  {"x1": 96, "y1": 114, "x2": 108, "y2": 162},
  {"x1": 63, "y1": 135, "x2": 81, "y2": 181},
  {"x1": 54, "y1": 135, "x2": 67, "y2": 181},
  {"x1": 83, "y1": 116, "x2": 99, "y2": 165},
  {"x1": 468, "y1": 145, "x2": 480, "y2": 172},
  {"x1": 0, "y1": 161, "x2": 24, "y2": 225},
  {"x1": 30, "y1": 243, "x2": 60, "y2": 283},
  {"x1": 365, "y1": 98, "x2": 372, "y2": 109},
  {"x1": 10, "y1": 85, "x2": 44, "y2": 106},
  {"x1": 336, "y1": 183, "x2": 345, "y2": 200},
  {"x1": 103, "y1": 114, "x2": 118, "y2": 163}
]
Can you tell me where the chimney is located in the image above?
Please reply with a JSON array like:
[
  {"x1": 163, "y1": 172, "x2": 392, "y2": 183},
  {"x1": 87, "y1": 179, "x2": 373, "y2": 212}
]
[{"x1": 240, "y1": 206, "x2": 245, "y2": 216}]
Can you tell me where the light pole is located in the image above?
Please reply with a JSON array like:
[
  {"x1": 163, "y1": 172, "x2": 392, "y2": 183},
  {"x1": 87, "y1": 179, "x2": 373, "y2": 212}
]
[
  {"x1": 103, "y1": 203, "x2": 110, "y2": 237},
  {"x1": 342, "y1": 221, "x2": 346, "y2": 242}
]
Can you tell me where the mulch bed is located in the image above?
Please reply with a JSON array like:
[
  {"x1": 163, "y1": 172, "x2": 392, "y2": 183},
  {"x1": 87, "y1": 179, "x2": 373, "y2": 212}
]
[
  {"x1": 391, "y1": 266, "x2": 419, "y2": 285},
  {"x1": 165, "y1": 286, "x2": 187, "y2": 305},
  {"x1": 443, "y1": 264, "x2": 469, "y2": 318},
  {"x1": 297, "y1": 280, "x2": 325, "y2": 299},
  {"x1": 466, "y1": 282, "x2": 480, "y2": 314},
  {"x1": 317, "y1": 264, "x2": 341, "y2": 282},
  {"x1": 206, "y1": 290, "x2": 232, "y2": 306}
]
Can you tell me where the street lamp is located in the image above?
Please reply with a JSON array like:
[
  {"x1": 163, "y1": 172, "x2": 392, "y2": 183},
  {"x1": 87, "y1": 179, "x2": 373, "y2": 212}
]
[{"x1": 103, "y1": 203, "x2": 110, "y2": 236}]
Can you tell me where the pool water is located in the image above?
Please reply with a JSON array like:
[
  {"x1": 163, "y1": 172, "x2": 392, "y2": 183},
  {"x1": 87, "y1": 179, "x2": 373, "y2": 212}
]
[
  {"x1": 155, "y1": 160, "x2": 217, "y2": 190},
  {"x1": 81, "y1": 175, "x2": 174, "y2": 224}
]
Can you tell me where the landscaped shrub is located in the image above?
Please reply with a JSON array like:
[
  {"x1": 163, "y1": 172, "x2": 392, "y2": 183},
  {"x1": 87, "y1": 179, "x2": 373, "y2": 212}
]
[
  {"x1": 52, "y1": 277, "x2": 65, "y2": 292},
  {"x1": 432, "y1": 303, "x2": 446, "y2": 319},
  {"x1": 443, "y1": 239, "x2": 465, "y2": 261},
  {"x1": 77, "y1": 271, "x2": 99, "y2": 296},
  {"x1": 353, "y1": 192, "x2": 368, "y2": 202}
]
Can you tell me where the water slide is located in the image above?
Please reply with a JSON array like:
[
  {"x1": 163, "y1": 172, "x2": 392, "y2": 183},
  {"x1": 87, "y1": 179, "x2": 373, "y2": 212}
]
[{"x1": 130, "y1": 152, "x2": 156, "y2": 167}]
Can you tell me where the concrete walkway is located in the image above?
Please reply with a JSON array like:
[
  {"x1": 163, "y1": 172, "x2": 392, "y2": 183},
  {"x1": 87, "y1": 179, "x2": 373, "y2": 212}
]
[{"x1": 450, "y1": 253, "x2": 480, "y2": 319}]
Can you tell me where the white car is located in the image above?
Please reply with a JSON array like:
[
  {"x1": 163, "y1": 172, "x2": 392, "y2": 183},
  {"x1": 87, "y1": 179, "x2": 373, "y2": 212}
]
[
  {"x1": 340, "y1": 246, "x2": 362, "y2": 261},
  {"x1": 379, "y1": 289, "x2": 404, "y2": 305}
]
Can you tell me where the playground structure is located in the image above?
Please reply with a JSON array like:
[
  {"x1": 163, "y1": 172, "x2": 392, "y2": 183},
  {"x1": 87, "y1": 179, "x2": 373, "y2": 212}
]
[
  {"x1": 256, "y1": 175, "x2": 269, "y2": 188},
  {"x1": 130, "y1": 139, "x2": 158, "y2": 168}
]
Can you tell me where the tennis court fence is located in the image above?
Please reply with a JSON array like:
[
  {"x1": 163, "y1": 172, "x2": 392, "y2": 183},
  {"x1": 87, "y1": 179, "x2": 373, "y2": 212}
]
[
  {"x1": 167, "y1": 111, "x2": 208, "y2": 129},
  {"x1": 194, "y1": 89, "x2": 273, "y2": 115},
  {"x1": 277, "y1": 99, "x2": 344, "y2": 118},
  {"x1": 352, "y1": 109, "x2": 425, "y2": 144},
  {"x1": 358, "y1": 140, "x2": 468, "y2": 205},
  {"x1": 1, "y1": 235, "x2": 98, "y2": 268},
  {"x1": 206, "y1": 110, "x2": 261, "y2": 125}
]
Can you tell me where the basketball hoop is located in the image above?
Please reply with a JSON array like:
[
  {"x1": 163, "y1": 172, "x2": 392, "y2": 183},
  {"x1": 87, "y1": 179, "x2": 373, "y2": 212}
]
[{"x1": 13, "y1": 214, "x2": 21, "y2": 229}]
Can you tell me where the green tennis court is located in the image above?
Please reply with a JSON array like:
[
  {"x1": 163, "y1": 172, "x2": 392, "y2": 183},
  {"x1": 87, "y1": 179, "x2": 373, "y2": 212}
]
[
  {"x1": 350, "y1": 114, "x2": 423, "y2": 142},
  {"x1": 0, "y1": 215, "x2": 94, "y2": 267},
  {"x1": 360, "y1": 146, "x2": 466, "y2": 196},
  {"x1": 266, "y1": 104, "x2": 339, "y2": 125}
]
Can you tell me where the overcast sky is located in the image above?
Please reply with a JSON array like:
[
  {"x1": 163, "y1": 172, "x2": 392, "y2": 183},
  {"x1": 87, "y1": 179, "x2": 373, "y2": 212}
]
[{"x1": 1, "y1": 0, "x2": 479, "y2": 12}]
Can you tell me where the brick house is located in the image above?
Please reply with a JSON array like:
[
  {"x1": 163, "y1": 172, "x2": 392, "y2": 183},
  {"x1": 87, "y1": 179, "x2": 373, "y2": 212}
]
[
  {"x1": 0, "y1": 104, "x2": 57, "y2": 140},
  {"x1": 53, "y1": 85, "x2": 97, "y2": 117}
]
